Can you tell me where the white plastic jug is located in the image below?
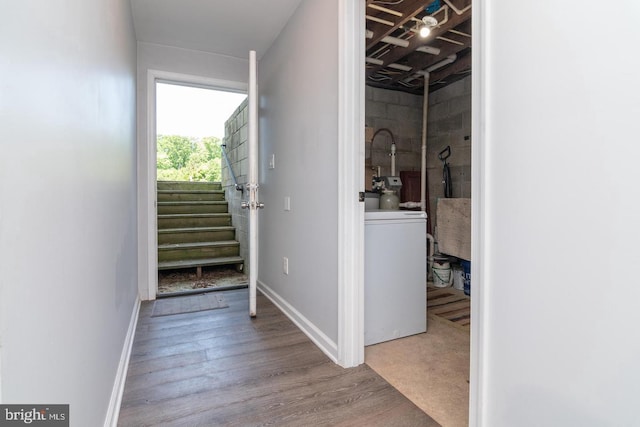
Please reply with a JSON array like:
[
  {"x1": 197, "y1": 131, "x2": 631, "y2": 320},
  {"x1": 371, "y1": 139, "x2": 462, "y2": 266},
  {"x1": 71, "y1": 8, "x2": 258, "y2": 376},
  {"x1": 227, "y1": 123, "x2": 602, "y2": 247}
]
[
  {"x1": 452, "y1": 265, "x2": 464, "y2": 290},
  {"x1": 379, "y1": 190, "x2": 399, "y2": 210}
]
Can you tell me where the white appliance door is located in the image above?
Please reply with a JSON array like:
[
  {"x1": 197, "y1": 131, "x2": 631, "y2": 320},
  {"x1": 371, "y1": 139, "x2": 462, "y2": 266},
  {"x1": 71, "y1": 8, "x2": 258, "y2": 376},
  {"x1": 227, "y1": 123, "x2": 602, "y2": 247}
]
[{"x1": 364, "y1": 217, "x2": 426, "y2": 345}]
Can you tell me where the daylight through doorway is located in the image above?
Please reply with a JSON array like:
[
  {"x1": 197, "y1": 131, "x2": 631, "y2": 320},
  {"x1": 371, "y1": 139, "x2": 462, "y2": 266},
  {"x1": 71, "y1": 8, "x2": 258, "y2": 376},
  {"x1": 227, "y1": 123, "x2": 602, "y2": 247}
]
[{"x1": 155, "y1": 82, "x2": 247, "y2": 297}]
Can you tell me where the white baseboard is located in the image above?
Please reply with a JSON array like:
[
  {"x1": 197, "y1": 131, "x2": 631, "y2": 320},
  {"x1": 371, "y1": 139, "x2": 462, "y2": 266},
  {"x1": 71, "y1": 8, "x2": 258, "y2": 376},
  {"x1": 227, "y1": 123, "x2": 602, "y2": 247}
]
[
  {"x1": 104, "y1": 297, "x2": 141, "y2": 427},
  {"x1": 257, "y1": 280, "x2": 338, "y2": 362}
]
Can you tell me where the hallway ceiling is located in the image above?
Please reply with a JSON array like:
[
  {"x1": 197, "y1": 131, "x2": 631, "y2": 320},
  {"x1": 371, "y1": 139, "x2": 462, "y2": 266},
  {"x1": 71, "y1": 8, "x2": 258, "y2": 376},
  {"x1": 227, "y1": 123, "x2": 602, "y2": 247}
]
[
  {"x1": 366, "y1": 0, "x2": 472, "y2": 94},
  {"x1": 130, "y1": 0, "x2": 304, "y2": 59}
]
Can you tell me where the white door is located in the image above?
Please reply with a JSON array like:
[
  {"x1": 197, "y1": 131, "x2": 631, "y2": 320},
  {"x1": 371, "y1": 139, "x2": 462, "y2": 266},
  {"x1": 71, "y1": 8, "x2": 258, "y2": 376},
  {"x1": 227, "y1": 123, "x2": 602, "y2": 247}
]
[{"x1": 244, "y1": 50, "x2": 261, "y2": 317}]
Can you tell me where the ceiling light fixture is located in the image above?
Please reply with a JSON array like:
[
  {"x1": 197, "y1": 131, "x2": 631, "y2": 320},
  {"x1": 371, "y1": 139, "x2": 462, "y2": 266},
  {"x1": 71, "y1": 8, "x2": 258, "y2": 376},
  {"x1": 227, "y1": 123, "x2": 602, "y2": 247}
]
[{"x1": 419, "y1": 16, "x2": 438, "y2": 38}]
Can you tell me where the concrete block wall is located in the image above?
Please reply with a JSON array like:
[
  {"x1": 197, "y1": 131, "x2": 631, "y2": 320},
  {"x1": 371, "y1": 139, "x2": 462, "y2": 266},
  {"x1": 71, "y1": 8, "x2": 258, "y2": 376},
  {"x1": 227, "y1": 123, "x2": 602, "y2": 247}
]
[
  {"x1": 365, "y1": 85, "x2": 423, "y2": 180},
  {"x1": 426, "y1": 76, "x2": 472, "y2": 236},
  {"x1": 222, "y1": 98, "x2": 250, "y2": 273},
  {"x1": 365, "y1": 76, "x2": 472, "y2": 233}
]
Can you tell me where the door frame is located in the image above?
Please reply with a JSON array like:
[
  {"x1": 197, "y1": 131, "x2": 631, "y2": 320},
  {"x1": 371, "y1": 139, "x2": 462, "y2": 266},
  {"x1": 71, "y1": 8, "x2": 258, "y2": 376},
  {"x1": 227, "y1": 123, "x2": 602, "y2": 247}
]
[
  {"x1": 337, "y1": 0, "x2": 366, "y2": 367},
  {"x1": 469, "y1": 1, "x2": 485, "y2": 424},
  {"x1": 139, "y1": 69, "x2": 247, "y2": 301},
  {"x1": 340, "y1": 0, "x2": 484, "y2": 423}
]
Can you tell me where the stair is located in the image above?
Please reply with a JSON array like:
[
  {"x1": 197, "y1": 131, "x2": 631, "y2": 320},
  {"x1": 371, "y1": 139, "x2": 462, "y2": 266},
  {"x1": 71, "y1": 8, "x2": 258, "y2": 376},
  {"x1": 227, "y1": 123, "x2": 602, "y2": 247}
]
[{"x1": 157, "y1": 181, "x2": 243, "y2": 273}]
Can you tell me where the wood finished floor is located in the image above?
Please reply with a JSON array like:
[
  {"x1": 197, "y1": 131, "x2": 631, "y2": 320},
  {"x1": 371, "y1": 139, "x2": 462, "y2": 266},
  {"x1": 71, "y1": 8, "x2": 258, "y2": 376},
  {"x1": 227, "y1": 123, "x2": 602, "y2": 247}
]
[{"x1": 118, "y1": 289, "x2": 439, "y2": 426}]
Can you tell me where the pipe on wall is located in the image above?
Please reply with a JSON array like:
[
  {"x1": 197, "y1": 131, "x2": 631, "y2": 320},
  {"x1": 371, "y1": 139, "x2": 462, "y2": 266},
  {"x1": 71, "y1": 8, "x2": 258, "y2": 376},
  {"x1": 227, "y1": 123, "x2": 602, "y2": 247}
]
[
  {"x1": 390, "y1": 141, "x2": 396, "y2": 175},
  {"x1": 371, "y1": 128, "x2": 397, "y2": 177},
  {"x1": 421, "y1": 72, "x2": 430, "y2": 213},
  {"x1": 442, "y1": 0, "x2": 471, "y2": 16}
]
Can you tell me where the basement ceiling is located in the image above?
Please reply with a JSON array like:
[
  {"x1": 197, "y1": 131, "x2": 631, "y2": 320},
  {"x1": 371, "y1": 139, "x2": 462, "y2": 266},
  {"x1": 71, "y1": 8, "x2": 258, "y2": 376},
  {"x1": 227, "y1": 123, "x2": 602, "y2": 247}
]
[{"x1": 366, "y1": 0, "x2": 472, "y2": 94}]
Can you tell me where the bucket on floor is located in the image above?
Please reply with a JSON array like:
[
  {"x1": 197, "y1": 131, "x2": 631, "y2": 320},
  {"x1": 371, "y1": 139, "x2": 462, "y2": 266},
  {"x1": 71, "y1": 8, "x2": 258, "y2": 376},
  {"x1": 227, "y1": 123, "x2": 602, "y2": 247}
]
[
  {"x1": 461, "y1": 260, "x2": 471, "y2": 296},
  {"x1": 452, "y1": 264, "x2": 464, "y2": 290},
  {"x1": 432, "y1": 256, "x2": 453, "y2": 288}
]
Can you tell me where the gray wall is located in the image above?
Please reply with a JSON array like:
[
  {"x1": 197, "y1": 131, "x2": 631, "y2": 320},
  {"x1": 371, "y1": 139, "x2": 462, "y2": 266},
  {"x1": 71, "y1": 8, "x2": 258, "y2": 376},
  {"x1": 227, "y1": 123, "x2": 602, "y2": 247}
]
[
  {"x1": 476, "y1": 0, "x2": 640, "y2": 424},
  {"x1": 258, "y1": 0, "x2": 340, "y2": 357},
  {"x1": 221, "y1": 99, "x2": 250, "y2": 273},
  {"x1": 0, "y1": 1, "x2": 138, "y2": 424},
  {"x1": 365, "y1": 76, "x2": 472, "y2": 229}
]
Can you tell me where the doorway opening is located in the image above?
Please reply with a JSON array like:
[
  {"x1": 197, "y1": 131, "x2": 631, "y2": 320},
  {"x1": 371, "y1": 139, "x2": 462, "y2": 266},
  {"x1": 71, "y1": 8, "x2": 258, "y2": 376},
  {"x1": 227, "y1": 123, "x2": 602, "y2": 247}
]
[
  {"x1": 361, "y1": 1, "x2": 472, "y2": 426},
  {"x1": 155, "y1": 81, "x2": 248, "y2": 297}
]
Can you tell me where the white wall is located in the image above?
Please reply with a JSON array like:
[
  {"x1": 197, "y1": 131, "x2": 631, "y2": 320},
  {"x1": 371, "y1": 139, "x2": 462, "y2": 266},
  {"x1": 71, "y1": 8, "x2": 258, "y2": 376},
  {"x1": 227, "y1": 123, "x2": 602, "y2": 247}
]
[
  {"x1": 0, "y1": 0, "x2": 138, "y2": 425},
  {"x1": 136, "y1": 42, "x2": 248, "y2": 298},
  {"x1": 258, "y1": 0, "x2": 340, "y2": 358},
  {"x1": 474, "y1": 0, "x2": 640, "y2": 425}
]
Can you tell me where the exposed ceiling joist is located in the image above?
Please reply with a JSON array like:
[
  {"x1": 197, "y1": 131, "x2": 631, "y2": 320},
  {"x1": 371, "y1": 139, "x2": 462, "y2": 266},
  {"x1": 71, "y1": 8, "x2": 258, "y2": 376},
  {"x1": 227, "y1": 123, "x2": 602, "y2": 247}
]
[
  {"x1": 429, "y1": 50, "x2": 471, "y2": 84},
  {"x1": 366, "y1": 0, "x2": 430, "y2": 50},
  {"x1": 384, "y1": 20, "x2": 471, "y2": 83},
  {"x1": 365, "y1": 0, "x2": 472, "y2": 93},
  {"x1": 387, "y1": 40, "x2": 469, "y2": 84},
  {"x1": 367, "y1": 3, "x2": 470, "y2": 77}
]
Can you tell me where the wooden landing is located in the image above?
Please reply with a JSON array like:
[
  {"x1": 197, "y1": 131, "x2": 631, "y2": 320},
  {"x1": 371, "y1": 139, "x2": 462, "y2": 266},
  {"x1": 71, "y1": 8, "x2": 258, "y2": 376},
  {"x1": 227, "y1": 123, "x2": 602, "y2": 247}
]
[
  {"x1": 427, "y1": 285, "x2": 471, "y2": 328},
  {"x1": 157, "y1": 255, "x2": 244, "y2": 270}
]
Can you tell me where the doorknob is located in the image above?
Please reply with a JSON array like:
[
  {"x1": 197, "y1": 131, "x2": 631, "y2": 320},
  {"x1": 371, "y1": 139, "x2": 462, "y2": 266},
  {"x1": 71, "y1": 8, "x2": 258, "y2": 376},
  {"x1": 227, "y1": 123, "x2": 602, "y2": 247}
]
[{"x1": 241, "y1": 201, "x2": 265, "y2": 209}]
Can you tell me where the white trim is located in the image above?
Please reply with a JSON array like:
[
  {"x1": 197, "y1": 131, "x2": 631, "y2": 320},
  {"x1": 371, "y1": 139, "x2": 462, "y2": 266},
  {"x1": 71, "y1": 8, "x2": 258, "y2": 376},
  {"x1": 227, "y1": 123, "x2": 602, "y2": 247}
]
[
  {"x1": 0, "y1": 335, "x2": 3, "y2": 403},
  {"x1": 143, "y1": 70, "x2": 158, "y2": 301},
  {"x1": 336, "y1": 0, "x2": 366, "y2": 368},
  {"x1": 469, "y1": 1, "x2": 486, "y2": 425},
  {"x1": 0, "y1": 298, "x2": 2, "y2": 402},
  {"x1": 104, "y1": 298, "x2": 141, "y2": 427},
  {"x1": 139, "y1": 69, "x2": 248, "y2": 301},
  {"x1": 258, "y1": 281, "x2": 338, "y2": 362}
]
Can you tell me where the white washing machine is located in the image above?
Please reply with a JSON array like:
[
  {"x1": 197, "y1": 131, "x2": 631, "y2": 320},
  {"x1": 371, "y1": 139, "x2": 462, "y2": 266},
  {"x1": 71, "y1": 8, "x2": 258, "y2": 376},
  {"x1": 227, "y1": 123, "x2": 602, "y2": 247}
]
[{"x1": 365, "y1": 209, "x2": 427, "y2": 345}]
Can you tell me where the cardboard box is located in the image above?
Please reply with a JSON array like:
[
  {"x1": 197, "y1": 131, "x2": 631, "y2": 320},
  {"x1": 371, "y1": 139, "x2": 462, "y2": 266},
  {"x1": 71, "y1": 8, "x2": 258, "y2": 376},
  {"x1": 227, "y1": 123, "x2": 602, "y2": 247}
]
[{"x1": 436, "y1": 198, "x2": 471, "y2": 261}]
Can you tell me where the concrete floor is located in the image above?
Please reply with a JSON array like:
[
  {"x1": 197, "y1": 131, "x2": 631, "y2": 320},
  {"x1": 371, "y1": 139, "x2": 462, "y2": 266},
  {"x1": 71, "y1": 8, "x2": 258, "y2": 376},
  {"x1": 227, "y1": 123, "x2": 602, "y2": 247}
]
[{"x1": 365, "y1": 312, "x2": 470, "y2": 427}]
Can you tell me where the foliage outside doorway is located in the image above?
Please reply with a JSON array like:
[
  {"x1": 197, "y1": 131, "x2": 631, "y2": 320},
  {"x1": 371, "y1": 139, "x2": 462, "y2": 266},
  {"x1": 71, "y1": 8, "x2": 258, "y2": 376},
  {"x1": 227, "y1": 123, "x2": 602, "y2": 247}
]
[{"x1": 157, "y1": 135, "x2": 223, "y2": 182}]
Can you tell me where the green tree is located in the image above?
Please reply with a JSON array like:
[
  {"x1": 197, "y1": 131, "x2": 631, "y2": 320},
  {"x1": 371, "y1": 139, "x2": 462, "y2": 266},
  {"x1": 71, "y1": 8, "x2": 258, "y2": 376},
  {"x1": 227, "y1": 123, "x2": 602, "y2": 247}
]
[
  {"x1": 157, "y1": 135, "x2": 194, "y2": 169},
  {"x1": 202, "y1": 136, "x2": 222, "y2": 159},
  {"x1": 156, "y1": 150, "x2": 173, "y2": 170},
  {"x1": 157, "y1": 135, "x2": 223, "y2": 182}
]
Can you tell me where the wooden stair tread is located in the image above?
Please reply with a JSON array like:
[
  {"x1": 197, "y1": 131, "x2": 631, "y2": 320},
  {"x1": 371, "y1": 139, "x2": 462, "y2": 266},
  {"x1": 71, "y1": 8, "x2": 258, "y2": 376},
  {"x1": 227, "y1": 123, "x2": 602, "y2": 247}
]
[
  {"x1": 158, "y1": 226, "x2": 235, "y2": 233},
  {"x1": 157, "y1": 180, "x2": 221, "y2": 184},
  {"x1": 157, "y1": 213, "x2": 230, "y2": 218},
  {"x1": 158, "y1": 240, "x2": 239, "y2": 250},
  {"x1": 157, "y1": 201, "x2": 227, "y2": 205},
  {"x1": 156, "y1": 181, "x2": 240, "y2": 270},
  {"x1": 157, "y1": 189, "x2": 224, "y2": 194},
  {"x1": 158, "y1": 256, "x2": 244, "y2": 270}
]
